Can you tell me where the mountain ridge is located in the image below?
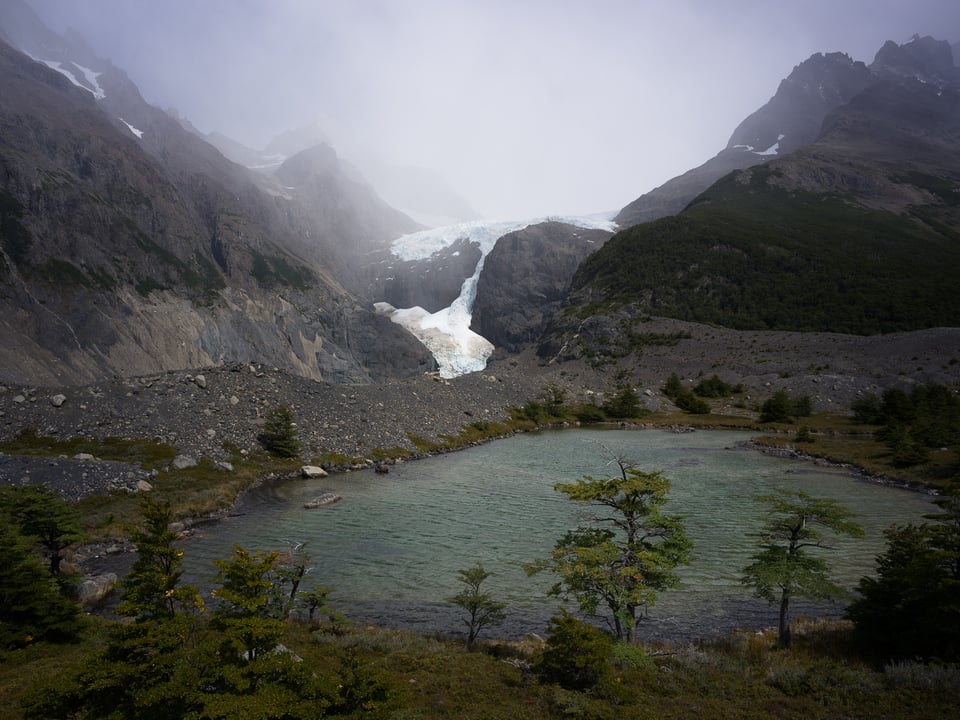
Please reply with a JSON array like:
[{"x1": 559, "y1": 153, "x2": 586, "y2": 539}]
[
  {"x1": 0, "y1": 4, "x2": 435, "y2": 386},
  {"x1": 612, "y1": 37, "x2": 954, "y2": 228},
  {"x1": 541, "y1": 36, "x2": 960, "y2": 364}
]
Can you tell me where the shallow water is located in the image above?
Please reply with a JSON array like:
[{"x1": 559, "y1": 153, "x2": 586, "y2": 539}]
[{"x1": 181, "y1": 428, "x2": 934, "y2": 641}]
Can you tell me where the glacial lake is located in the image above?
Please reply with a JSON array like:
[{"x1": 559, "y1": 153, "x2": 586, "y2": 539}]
[{"x1": 180, "y1": 428, "x2": 935, "y2": 641}]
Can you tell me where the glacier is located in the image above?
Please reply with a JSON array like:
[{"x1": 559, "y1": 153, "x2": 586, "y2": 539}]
[{"x1": 379, "y1": 215, "x2": 618, "y2": 378}]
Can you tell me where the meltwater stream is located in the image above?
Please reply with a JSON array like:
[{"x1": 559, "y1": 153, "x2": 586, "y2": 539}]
[{"x1": 180, "y1": 429, "x2": 934, "y2": 642}]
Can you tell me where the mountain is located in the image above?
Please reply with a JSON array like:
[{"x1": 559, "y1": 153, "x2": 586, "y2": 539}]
[
  {"x1": 348, "y1": 157, "x2": 480, "y2": 228},
  {"x1": 0, "y1": 2, "x2": 433, "y2": 385},
  {"x1": 615, "y1": 51, "x2": 876, "y2": 227},
  {"x1": 542, "y1": 36, "x2": 960, "y2": 362},
  {"x1": 271, "y1": 143, "x2": 423, "y2": 287},
  {"x1": 206, "y1": 128, "x2": 478, "y2": 228}
]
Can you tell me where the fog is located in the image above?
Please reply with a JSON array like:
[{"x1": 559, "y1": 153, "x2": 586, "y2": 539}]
[{"x1": 28, "y1": 0, "x2": 960, "y2": 220}]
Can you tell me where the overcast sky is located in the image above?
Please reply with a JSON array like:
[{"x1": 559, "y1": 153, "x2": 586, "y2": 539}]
[{"x1": 27, "y1": 0, "x2": 960, "y2": 220}]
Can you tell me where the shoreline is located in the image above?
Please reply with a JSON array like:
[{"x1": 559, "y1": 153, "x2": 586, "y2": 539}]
[{"x1": 70, "y1": 421, "x2": 927, "y2": 645}]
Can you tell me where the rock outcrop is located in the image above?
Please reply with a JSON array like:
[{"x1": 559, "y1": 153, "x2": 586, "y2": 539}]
[
  {"x1": 374, "y1": 237, "x2": 483, "y2": 313},
  {"x1": 471, "y1": 222, "x2": 613, "y2": 352}
]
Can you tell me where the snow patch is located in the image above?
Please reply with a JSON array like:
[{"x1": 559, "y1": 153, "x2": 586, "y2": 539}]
[
  {"x1": 384, "y1": 215, "x2": 618, "y2": 377},
  {"x1": 737, "y1": 134, "x2": 786, "y2": 156},
  {"x1": 73, "y1": 63, "x2": 106, "y2": 99},
  {"x1": 753, "y1": 135, "x2": 784, "y2": 157},
  {"x1": 36, "y1": 58, "x2": 106, "y2": 100},
  {"x1": 119, "y1": 118, "x2": 143, "y2": 138}
]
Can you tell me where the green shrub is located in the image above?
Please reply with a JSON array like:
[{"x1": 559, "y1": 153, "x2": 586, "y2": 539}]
[
  {"x1": 535, "y1": 612, "x2": 613, "y2": 692},
  {"x1": 572, "y1": 404, "x2": 607, "y2": 423},
  {"x1": 611, "y1": 642, "x2": 655, "y2": 671},
  {"x1": 258, "y1": 406, "x2": 302, "y2": 458},
  {"x1": 602, "y1": 386, "x2": 643, "y2": 419},
  {"x1": 676, "y1": 393, "x2": 711, "y2": 414},
  {"x1": 795, "y1": 426, "x2": 816, "y2": 443},
  {"x1": 663, "y1": 373, "x2": 711, "y2": 414},
  {"x1": 693, "y1": 375, "x2": 742, "y2": 398},
  {"x1": 760, "y1": 391, "x2": 794, "y2": 423},
  {"x1": 851, "y1": 393, "x2": 884, "y2": 424}
]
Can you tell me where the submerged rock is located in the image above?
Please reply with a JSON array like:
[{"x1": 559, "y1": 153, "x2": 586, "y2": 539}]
[{"x1": 303, "y1": 492, "x2": 341, "y2": 509}]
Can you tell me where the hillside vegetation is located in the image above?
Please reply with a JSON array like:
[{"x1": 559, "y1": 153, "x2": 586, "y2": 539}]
[{"x1": 573, "y1": 164, "x2": 960, "y2": 335}]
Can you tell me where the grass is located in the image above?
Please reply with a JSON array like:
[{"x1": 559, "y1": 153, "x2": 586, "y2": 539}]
[
  {"x1": 750, "y1": 430, "x2": 958, "y2": 492},
  {"x1": 3, "y1": 619, "x2": 957, "y2": 720},
  {"x1": 0, "y1": 429, "x2": 177, "y2": 468},
  {"x1": 0, "y1": 430, "x2": 300, "y2": 539}
]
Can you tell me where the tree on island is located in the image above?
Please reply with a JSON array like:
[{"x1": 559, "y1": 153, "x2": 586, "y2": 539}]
[
  {"x1": 741, "y1": 489, "x2": 863, "y2": 648},
  {"x1": 526, "y1": 460, "x2": 692, "y2": 643},
  {"x1": 447, "y1": 562, "x2": 506, "y2": 648}
]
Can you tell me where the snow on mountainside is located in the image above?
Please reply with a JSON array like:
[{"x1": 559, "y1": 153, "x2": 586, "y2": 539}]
[
  {"x1": 31, "y1": 56, "x2": 105, "y2": 99},
  {"x1": 377, "y1": 216, "x2": 617, "y2": 377}
]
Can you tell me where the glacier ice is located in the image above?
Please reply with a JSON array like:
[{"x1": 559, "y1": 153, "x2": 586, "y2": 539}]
[{"x1": 382, "y1": 215, "x2": 617, "y2": 378}]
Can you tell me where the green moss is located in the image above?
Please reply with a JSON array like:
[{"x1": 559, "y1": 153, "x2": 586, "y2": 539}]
[
  {"x1": 369, "y1": 446, "x2": 413, "y2": 461},
  {"x1": 0, "y1": 429, "x2": 176, "y2": 469},
  {"x1": 314, "y1": 451, "x2": 362, "y2": 467},
  {"x1": 250, "y1": 250, "x2": 314, "y2": 290},
  {"x1": 134, "y1": 276, "x2": 169, "y2": 296}
]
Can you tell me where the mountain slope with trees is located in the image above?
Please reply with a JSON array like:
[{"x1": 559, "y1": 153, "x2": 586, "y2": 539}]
[{"x1": 543, "y1": 37, "x2": 960, "y2": 359}]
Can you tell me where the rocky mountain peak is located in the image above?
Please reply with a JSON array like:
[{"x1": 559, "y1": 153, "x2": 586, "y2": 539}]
[
  {"x1": 263, "y1": 124, "x2": 330, "y2": 158},
  {"x1": 614, "y1": 47, "x2": 876, "y2": 228},
  {"x1": 726, "y1": 51, "x2": 874, "y2": 156},
  {"x1": 871, "y1": 35, "x2": 958, "y2": 85},
  {"x1": 274, "y1": 143, "x2": 342, "y2": 184}
]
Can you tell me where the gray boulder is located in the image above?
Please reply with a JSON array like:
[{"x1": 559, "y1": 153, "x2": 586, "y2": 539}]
[{"x1": 77, "y1": 573, "x2": 118, "y2": 610}]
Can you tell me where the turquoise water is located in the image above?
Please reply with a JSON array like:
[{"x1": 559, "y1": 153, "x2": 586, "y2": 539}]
[{"x1": 181, "y1": 429, "x2": 934, "y2": 640}]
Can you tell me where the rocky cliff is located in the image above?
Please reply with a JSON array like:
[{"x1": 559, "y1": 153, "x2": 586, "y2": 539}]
[
  {"x1": 471, "y1": 222, "x2": 613, "y2": 352},
  {"x1": 0, "y1": 17, "x2": 433, "y2": 386}
]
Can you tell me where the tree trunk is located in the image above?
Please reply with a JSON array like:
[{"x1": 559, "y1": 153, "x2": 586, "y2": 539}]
[{"x1": 778, "y1": 591, "x2": 791, "y2": 648}]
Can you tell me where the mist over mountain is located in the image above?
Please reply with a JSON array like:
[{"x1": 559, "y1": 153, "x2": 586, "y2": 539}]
[
  {"x1": 2, "y1": 0, "x2": 960, "y2": 390},
  {"x1": 0, "y1": 0, "x2": 434, "y2": 385}
]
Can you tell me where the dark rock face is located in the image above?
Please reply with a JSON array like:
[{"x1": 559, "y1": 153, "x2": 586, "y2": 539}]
[
  {"x1": 376, "y1": 237, "x2": 482, "y2": 313},
  {"x1": 615, "y1": 52, "x2": 875, "y2": 227},
  {"x1": 871, "y1": 36, "x2": 958, "y2": 84},
  {"x1": 471, "y1": 222, "x2": 612, "y2": 352},
  {"x1": 727, "y1": 52, "x2": 875, "y2": 155}
]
